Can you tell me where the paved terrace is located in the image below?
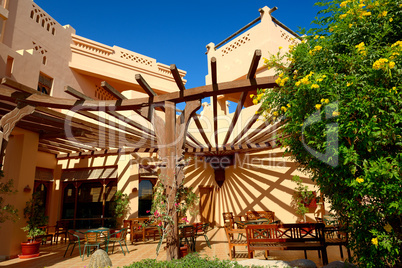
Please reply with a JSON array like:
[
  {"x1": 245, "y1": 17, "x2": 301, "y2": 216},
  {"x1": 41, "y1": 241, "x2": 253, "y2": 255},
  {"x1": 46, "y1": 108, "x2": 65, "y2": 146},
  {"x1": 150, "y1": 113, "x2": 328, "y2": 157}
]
[{"x1": 0, "y1": 228, "x2": 350, "y2": 268}]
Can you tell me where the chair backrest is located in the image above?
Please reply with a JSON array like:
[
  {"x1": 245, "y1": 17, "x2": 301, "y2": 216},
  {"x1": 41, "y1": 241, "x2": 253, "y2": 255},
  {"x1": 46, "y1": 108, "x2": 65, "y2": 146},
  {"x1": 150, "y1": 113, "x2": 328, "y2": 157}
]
[
  {"x1": 67, "y1": 231, "x2": 79, "y2": 242},
  {"x1": 179, "y1": 225, "x2": 194, "y2": 239},
  {"x1": 222, "y1": 212, "x2": 234, "y2": 228},
  {"x1": 315, "y1": 217, "x2": 324, "y2": 223},
  {"x1": 246, "y1": 211, "x2": 275, "y2": 222},
  {"x1": 131, "y1": 222, "x2": 143, "y2": 234},
  {"x1": 56, "y1": 220, "x2": 69, "y2": 231},
  {"x1": 85, "y1": 231, "x2": 101, "y2": 243},
  {"x1": 123, "y1": 220, "x2": 132, "y2": 229}
]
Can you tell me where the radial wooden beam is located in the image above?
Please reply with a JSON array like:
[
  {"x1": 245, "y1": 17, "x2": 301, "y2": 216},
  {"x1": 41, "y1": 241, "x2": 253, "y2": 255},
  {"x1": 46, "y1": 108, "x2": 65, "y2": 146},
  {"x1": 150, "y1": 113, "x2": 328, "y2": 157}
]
[
  {"x1": 222, "y1": 91, "x2": 247, "y2": 145},
  {"x1": 187, "y1": 132, "x2": 205, "y2": 149},
  {"x1": 50, "y1": 138, "x2": 97, "y2": 151},
  {"x1": 229, "y1": 106, "x2": 263, "y2": 146},
  {"x1": 101, "y1": 81, "x2": 127, "y2": 100},
  {"x1": 247, "y1": 49, "x2": 262, "y2": 79},
  {"x1": 135, "y1": 74, "x2": 157, "y2": 97},
  {"x1": 40, "y1": 139, "x2": 87, "y2": 152},
  {"x1": 170, "y1": 64, "x2": 185, "y2": 92},
  {"x1": 65, "y1": 86, "x2": 92, "y2": 100},
  {"x1": 192, "y1": 114, "x2": 212, "y2": 148},
  {"x1": 1, "y1": 76, "x2": 277, "y2": 110}
]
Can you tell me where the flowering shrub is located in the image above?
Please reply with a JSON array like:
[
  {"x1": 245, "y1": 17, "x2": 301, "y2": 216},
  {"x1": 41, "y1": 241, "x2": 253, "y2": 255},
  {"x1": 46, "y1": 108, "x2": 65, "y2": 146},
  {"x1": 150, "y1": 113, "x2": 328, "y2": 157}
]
[
  {"x1": 257, "y1": 0, "x2": 401, "y2": 266},
  {"x1": 149, "y1": 175, "x2": 199, "y2": 255}
]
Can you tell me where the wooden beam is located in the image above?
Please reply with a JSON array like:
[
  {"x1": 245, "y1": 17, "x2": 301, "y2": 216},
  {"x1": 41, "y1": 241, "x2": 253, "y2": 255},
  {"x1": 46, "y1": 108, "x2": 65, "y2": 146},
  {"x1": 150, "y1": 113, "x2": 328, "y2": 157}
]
[
  {"x1": 101, "y1": 81, "x2": 127, "y2": 100},
  {"x1": 64, "y1": 85, "x2": 156, "y2": 137},
  {"x1": 56, "y1": 147, "x2": 158, "y2": 159},
  {"x1": 247, "y1": 49, "x2": 262, "y2": 79},
  {"x1": 213, "y1": 94, "x2": 218, "y2": 150},
  {"x1": 65, "y1": 86, "x2": 92, "y2": 100},
  {"x1": 1, "y1": 76, "x2": 277, "y2": 110},
  {"x1": 192, "y1": 115, "x2": 212, "y2": 148},
  {"x1": 222, "y1": 91, "x2": 247, "y2": 145},
  {"x1": 184, "y1": 141, "x2": 275, "y2": 155},
  {"x1": 211, "y1": 57, "x2": 217, "y2": 85},
  {"x1": 170, "y1": 64, "x2": 185, "y2": 92},
  {"x1": 230, "y1": 105, "x2": 263, "y2": 146},
  {"x1": 135, "y1": 74, "x2": 157, "y2": 97}
]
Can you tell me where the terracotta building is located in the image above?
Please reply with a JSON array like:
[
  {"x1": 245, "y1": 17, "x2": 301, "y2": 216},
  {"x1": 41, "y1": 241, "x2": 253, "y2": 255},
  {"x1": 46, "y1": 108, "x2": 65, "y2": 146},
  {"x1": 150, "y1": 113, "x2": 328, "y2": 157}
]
[{"x1": 0, "y1": 0, "x2": 322, "y2": 260}]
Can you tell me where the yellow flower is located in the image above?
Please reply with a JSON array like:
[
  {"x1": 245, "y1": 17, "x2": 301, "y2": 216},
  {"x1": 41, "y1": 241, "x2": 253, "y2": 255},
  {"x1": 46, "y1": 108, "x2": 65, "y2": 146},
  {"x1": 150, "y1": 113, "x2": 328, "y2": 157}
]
[
  {"x1": 362, "y1": 11, "x2": 371, "y2": 16},
  {"x1": 329, "y1": 27, "x2": 334, "y2": 32},
  {"x1": 315, "y1": 104, "x2": 322, "y2": 110},
  {"x1": 332, "y1": 111, "x2": 340, "y2": 117},
  {"x1": 389, "y1": 61, "x2": 395, "y2": 69},
  {"x1": 320, "y1": 36, "x2": 325, "y2": 39},
  {"x1": 389, "y1": 18, "x2": 393, "y2": 22},
  {"x1": 356, "y1": 177, "x2": 364, "y2": 183},
  {"x1": 314, "y1": 35, "x2": 319, "y2": 40},
  {"x1": 349, "y1": 23, "x2": 353, "y2": 28},
  {"x1": 325, "y1": 99, "x2": 330, "y2": 104},
  {"x1": 321, "y1": 98, "x2": 325, "y2": 103},
  {"x1": 273, "y1": 111, "x2": 279, "y2": 116},
  {"x1": 381, "y1": 11, "x2": 387, "y2": 17},
  {"x1": 359, "y1": 3, "x2": 365, "y2": 8},
  {"x1": 311, "y1": 84, "x2": 320, "y2": 89},
  {"x1": 371, "y1": 237, "x2": 378, "y2": 246},
  {"x1": 340, "y1": 1, "x2": 349, "y2": 8},
  {"x1": 281, "y1": 106, "x2": 287, "y2": 112},
  {"x1": 295, "y1": 81, "x2": 301, "y2": 87},
  {"x1": 384, "y1": 224, "x2": 393, "y2": 233},
  {"x1": 279, "y1": 46, "x2": 283, "y2": 49},
  {"x1": 317, "y1": 78, "x2": 324, "y2": 82},
  {"x1": 339, "y1": 14, "x2": 348, "y2": 19},
  {"x1": 347, "y1": 82, "x2": 353, "y2": 87},
  {"x1": 391, "y1": 41, "x2": 402, "y2": 48},
  {"x1": 373, "y1": 58, "x2": 390, "y2": 70},
  {"x1": 250, "y1": 94, "x2": 254, "y2": 98},
  {"x1": 252, "y1": 99, "x2": 258, "y2": 105},
  {"x1": 287, "y1": 103, "x2": 291, "y2": 108}
]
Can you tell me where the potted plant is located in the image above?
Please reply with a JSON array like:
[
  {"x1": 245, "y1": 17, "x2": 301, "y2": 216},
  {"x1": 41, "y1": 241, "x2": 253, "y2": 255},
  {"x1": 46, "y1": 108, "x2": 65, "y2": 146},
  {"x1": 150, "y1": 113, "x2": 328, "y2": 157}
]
[
  {"x1": 291, "y1": 175, "x2": 318, "y2": 222},
  {"x1": 20, "y1": 192, "x2": 48, "y2": 258},
  {"x1": 111, "y1": 190, "x2": 129, "y2": 232}
]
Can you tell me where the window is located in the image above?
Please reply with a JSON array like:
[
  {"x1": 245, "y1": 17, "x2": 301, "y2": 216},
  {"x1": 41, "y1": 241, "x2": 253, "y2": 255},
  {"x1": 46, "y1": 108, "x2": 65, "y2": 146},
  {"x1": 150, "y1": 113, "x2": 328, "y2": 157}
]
[
  {"x1": 139, "y1": 180, "x2": 153, "y2": 217},
  {"x1": 61, "y1": 180, "x2": 117, "y2": 229},
  {"x1": 6, "y1": 56, "x2": 13, "y2": 77},
  {"x1": 37, "y1": 72, "x2": 53, "y2": 95}
]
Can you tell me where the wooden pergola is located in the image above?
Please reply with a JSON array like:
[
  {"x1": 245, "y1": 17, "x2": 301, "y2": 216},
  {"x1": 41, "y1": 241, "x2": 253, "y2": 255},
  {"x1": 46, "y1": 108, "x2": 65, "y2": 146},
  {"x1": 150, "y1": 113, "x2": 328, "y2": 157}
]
[{"x1": 0, "y1": 50, "x2": 281, "y2": 259}]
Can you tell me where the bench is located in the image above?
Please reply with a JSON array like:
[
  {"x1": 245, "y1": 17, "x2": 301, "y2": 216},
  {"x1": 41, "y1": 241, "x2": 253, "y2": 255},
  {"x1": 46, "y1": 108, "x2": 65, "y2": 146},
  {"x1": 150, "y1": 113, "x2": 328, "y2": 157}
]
[
  {"x1": 245, "y1": 223, "x2": 328, "y2": 265},
  {"x1": 224, "y1": 226, "x2": 247, "y2": 260}
]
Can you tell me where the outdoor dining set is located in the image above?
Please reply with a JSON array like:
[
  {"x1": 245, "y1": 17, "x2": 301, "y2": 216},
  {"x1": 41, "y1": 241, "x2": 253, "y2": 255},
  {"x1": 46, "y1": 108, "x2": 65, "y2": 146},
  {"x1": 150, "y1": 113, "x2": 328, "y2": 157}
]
[
  {"x1": 40, "y1": 217, "x2": 213, "y2": 260},
  {"x1": 222, "y1": 211, "x2": 350, "y2": 265}
]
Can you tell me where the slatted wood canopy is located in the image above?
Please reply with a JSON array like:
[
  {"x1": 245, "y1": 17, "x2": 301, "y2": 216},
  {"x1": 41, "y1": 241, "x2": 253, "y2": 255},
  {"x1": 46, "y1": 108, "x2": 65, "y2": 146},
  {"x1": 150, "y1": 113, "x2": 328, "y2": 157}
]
[
  {"x1": 0, "y1": 50, "x2": 285, "y2": 259},
  {"x1": 0, "y1": 50, "x2": 281, "y2": 161}
]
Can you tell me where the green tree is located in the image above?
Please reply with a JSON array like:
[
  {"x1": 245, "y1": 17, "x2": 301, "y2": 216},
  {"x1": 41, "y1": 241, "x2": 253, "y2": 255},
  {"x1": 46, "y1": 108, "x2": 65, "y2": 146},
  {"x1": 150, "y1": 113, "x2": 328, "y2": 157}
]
[
  {"x1": 259, "y1": 0, "x2": 401, "y2": 266},
  {"x1": 0, "y1": 167, "x2": 18, "y2": 226}
]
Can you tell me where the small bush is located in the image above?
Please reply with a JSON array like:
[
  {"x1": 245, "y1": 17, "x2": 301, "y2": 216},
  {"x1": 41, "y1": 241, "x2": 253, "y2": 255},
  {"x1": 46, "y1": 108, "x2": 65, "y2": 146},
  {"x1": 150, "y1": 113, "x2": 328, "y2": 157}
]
[{"x1": 122, "y1": 253, "x2": 262, "y2": 268}]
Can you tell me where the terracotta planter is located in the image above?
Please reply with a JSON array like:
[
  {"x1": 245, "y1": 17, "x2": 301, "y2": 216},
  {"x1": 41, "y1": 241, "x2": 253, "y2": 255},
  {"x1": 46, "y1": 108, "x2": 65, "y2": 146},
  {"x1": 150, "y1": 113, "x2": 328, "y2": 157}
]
[
  {"x1": 19, "y1": 241, "x2": 41, "y2": 259},
  {"x1": 179, "y1": 244, "x2": 188, "y2": 258}
]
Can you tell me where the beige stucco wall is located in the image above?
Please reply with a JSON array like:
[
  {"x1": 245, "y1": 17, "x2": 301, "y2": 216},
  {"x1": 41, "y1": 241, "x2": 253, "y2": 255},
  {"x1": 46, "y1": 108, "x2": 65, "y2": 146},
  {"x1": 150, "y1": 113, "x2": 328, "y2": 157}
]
[{"x1": 0, "y1": 128, "x2": 39, "y2": 260}]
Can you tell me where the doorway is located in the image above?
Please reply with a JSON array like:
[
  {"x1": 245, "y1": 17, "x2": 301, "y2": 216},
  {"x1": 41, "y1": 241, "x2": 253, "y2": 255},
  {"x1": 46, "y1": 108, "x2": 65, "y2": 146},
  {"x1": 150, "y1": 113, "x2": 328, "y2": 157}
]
[{"x1": 199, "y1": 186, "x2": 215, "y2": 226}]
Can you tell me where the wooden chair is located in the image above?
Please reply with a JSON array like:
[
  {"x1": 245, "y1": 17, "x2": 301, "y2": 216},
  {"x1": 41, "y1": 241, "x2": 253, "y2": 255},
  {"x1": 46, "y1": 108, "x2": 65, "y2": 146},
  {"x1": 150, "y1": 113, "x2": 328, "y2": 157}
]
[
  {"x1": 36, "y1": 226, "x2": 53, "y2": 245},
  {"x1": 222, "y1": 212, "x2": 235, "y2": 228},
  {"x1": 54, "y1": 220, "x2": 69, "y2": 244},
  {"x1": 324, "y1": 223, "x2": 351, "y2": 260},
  {"x1": 194, "y1": 223, "x2": 211, "y2": 248},
  {"x1": 130, "y1": 222, "x2": 144, "y2": 243},
  {"x1": 123, "y1": 220, "x2": 132, "y2": 240},
  {"x1": 179, "y1": 225, "x2": 195, "y2": 252},
  {"x1": 224, "y1": 225, "x2": 247, "y2": 260}
]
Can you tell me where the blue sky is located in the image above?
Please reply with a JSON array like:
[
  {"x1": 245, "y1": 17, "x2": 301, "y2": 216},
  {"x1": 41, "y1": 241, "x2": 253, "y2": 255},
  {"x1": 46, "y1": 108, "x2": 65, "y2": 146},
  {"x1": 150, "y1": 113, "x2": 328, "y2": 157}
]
[{"x1": 34, "y1": 0, "x2": 322, "y2": 110}]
